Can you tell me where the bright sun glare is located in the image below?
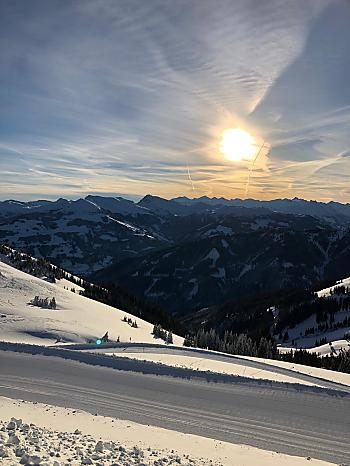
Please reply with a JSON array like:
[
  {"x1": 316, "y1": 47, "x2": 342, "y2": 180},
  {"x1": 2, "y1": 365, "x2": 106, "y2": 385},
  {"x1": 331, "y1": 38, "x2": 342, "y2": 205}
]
[{"x1": 220, "y1": 128, "x2": 257, "y2": 161}]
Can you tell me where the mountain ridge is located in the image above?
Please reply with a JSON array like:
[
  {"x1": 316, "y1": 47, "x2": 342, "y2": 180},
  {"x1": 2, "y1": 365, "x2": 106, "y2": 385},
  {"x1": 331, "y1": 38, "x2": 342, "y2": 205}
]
[{"x1": 2, "y1": 194, "x2": 350, "y2": 221}]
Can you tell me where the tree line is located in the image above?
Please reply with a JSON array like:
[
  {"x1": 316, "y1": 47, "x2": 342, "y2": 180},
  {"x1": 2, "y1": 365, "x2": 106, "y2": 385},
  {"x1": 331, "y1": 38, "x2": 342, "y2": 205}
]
[
  {"x1": 281, "y1": 348, "x2": 350, "y2": 373},
  {"x1": 183, "y1": 329, "x2": 278, "y2": 359},
  {"x1": 183, "y1": 327, "x2": 350, "y2": 373}
]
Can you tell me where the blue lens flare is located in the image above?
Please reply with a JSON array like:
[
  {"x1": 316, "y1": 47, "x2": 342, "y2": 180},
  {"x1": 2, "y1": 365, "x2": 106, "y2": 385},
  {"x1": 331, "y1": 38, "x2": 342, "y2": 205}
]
[{"x1": 96, "y1": 339, "x2": 102, "y2": 345}]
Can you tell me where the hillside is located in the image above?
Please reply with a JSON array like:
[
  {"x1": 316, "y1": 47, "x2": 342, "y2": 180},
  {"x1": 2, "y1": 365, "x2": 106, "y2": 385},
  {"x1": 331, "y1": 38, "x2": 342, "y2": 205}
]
[
  {"x1": 193, "y1": 274, "x2": 350, "y2": 358},
  {"x1": 93, "y1": 228, "x2": 350, "y2": 314},
  {"x1": 0, "y1": 259, "x2": 183, "y2": 346}
]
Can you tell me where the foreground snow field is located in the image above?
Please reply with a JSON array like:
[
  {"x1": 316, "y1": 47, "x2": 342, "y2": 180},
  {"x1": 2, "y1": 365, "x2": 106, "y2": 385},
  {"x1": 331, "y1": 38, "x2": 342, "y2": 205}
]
[
  {"x1": 81, "y1": 343, "x2": 350, "y2": 388},
  {"x1": 0, "y1": 397, "x2": 336, "y2": 466},
  {"x1": 0, "y1": 260, "x2": 183, "y2": 346},
  {"x1": 3, "y1": 256, "x2": 345, "y2": 390},
  {"x1": 3, "y1": 340, "x2": 350, "y2": 391}
]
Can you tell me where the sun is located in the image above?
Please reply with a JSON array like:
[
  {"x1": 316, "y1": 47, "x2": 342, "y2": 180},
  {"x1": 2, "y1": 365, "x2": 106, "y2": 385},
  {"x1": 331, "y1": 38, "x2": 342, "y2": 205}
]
[{"x1": 220, "y1": 128, "x2": 257, "y2": 161}]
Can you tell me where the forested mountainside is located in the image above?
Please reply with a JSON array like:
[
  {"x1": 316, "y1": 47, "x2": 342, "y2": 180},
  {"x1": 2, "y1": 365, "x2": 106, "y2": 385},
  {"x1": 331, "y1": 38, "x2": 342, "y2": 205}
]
[
  {"x1": 94, "y1": 227, "x2": 350, "y2": 314},
  {"x1": 190, "y1": 282, "x2": 350, "y2": 340}
]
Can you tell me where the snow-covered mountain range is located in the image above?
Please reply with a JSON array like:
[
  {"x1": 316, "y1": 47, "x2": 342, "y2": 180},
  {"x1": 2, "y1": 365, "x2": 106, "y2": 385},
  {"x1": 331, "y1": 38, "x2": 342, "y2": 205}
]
[
  {"x1": 3, "y1": 195, "x2": 350, "y2": 222},
  {"x1": 2, "y1": 195, "x2": 350, "y2": 315}
]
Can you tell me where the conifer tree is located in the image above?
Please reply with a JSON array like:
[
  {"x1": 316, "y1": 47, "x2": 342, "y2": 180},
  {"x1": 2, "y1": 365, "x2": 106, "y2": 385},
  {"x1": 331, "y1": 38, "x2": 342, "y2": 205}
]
[{"x1": 167, "y1": 331, "x2": 173, "y2": 344}]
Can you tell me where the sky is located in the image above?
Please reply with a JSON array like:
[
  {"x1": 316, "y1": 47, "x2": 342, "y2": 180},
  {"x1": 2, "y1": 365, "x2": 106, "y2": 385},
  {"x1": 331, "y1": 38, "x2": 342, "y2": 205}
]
[{"x1": 0, "y1": 0, "x2": 350, "y2": 202}]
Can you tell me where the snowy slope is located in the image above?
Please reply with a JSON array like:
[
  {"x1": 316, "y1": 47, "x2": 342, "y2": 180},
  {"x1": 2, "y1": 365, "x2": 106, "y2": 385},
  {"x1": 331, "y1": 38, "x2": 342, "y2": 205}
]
[
  {"x1": 278, "y1": 274, "x2": 350, "y2": 349},
  {"x1": 306, "y1": 339, "x2": 350, "y2": 356},
  {"x1": 278, "y1": 338, "x2": 350, "y2": 357},
  {"x1": 278, "y1": 309, "x2": 350, "y2": 349},
  {"x1": 0, "y1": 257, "x2": 348, "y2": 465},
  {"x1": 317, "y1": 276, "x2": 350, "y2": 297},
  {"x1": 279, "y1": 336, "x2": 350, "y2": 356},
  {"x1": 0, "y1": 260, "x2": 183, "y2": 346}
]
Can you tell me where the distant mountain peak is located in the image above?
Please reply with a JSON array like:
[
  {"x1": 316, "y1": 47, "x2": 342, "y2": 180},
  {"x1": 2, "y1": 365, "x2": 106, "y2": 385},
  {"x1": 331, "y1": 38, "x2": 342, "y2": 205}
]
[{"x1": 1, "y1": 194, "x2": 350, "y2": 223}]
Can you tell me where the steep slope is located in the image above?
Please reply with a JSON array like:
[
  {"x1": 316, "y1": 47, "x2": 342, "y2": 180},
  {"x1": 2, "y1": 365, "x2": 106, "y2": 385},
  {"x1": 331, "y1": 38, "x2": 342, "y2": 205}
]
[{"x1": 0, "y1": 259, "x2": 183, "y2": 346}]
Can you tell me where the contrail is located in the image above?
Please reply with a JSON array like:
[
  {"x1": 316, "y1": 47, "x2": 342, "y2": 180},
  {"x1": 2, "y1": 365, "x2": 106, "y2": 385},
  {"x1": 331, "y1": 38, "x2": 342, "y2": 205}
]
[
  {"x1": 187, "y1": 162, "x2": 195, "y2": 191},
  {"x1": 244, "y1": 141, "x2": 266, "y2": 198}
]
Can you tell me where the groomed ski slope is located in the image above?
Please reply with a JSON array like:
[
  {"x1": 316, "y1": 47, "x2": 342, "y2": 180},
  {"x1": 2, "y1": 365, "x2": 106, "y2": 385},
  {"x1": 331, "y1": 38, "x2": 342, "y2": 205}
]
[
  {"x1": 0, "y1": 259, "x2": 183, "y2": 346},
  {"x1": 84, "y1": 343, "x2": 350, "y2": 388},
  {"x1": 234, "y1": 354, "x2": 350, "y2": 387}
]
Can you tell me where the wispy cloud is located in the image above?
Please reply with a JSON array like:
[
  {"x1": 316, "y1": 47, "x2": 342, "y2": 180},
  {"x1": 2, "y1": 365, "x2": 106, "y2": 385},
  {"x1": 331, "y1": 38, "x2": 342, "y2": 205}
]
[{"x1": 0, "y1": 0, "x2": 348, "y2": 202}]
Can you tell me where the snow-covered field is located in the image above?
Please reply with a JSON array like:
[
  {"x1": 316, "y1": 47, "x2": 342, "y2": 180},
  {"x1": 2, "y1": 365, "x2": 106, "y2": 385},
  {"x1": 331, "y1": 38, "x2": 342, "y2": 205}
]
[
  {"x1": 0, "y1": 260, "x2": 183, "y2": 346},
  {"x1": 280, "y1": 338, "x2": 350, "y2": 356},
  {"x1": 235, "y1": 354, "x2": 350, "y2": 387},
  {"x1": 2, "y1": 257, "x2": 344, "y2": 390},
  {"x1": 0, "y1": 397, "x2": 335, "y2": 466},
  {"x1": 1, "y1": 257, "x2": 348, "y2": 392}
]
